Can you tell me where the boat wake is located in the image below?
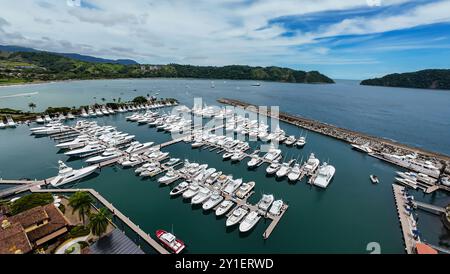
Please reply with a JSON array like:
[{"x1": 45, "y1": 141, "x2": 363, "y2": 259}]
[{"x1": 0, "y1": 92, "x2": 39, "y2": 99}]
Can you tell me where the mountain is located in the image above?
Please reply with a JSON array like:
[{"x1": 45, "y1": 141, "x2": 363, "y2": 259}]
[
  {"x1": 0, "y1": 50, "x2": 334, "y2": 84},
  {"x1": 0, "y1": 45, "x2": 138, "y2": 65},
  {"x1": 360, "y1": 69, "x2": 450, "y2": 90}
]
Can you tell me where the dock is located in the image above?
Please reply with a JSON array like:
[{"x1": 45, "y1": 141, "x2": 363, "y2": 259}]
[
  {"x1": 263, "y1": 204, "x2": 289, "y2": 239},
  {"x1": 412, "y1": 201, "x2": 445, "y2": 214},
  {"x1": 392, "y1": 184, "x2": 418, "y2": 254},
  {"x1": 30, "y1": 188, "x2": 169, "y2": 254}
]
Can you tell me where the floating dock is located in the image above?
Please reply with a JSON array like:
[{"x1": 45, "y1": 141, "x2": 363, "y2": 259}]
[{"x1": 392, "y1": 184, "x2": 417, "y2": 254}]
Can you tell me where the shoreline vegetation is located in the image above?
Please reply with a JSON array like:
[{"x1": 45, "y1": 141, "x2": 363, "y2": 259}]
[
  {"x1": 0, "y1": 96, "x2": 178, "y2": 123},
  {"x1": 361, "y1": 69, "x2": 450, "y2": 90},
  {"x1": 217, "y1": 98, "x2": 450, "y2": 176},
  {"x1": 0, "y1": 50, "x2": 335, "y2": 85}
]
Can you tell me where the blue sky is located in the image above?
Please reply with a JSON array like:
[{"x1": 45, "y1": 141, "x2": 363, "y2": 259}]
[{"x1": 0, "y1": 0, "x2": 449, "y2": 79}]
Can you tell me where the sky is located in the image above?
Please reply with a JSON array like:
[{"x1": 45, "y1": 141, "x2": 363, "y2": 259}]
[{"x1": 0, "y1": 0, "x2": 449, "y2": 79}]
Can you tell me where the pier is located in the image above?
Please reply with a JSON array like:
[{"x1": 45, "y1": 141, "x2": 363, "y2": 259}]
[
  {"x1": 392, "y1": 184, "x2": 418, "y2": 254},
  {"x1": 412, "y1": 201, "x2": 445, "y2": 214},
  {"x1": 30, "y1": 188, "x2": 170, "y2": 254}
]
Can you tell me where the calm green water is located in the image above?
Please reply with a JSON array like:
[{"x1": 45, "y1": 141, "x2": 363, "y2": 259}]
[{"x1": 0, "y1": 111, "x2": 448, "y2": 253}]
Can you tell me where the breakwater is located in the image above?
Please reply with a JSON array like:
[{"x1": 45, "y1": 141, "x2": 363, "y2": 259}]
[{"x1": 217, "y1": 98, "x2": 450, "y2": 176}]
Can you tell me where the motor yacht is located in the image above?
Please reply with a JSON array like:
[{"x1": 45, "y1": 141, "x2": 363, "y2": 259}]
[
  {"x1": 269, "y1": 200, "x2": 283, "y2": 216},
  {"x1": 0, "y1": 120, "x2": 5, "y2": 129},
  {"x1": 170, "y1": 182, "x2": 190, "y2": 196},
  {"x1": 288, "y1": 163, "x2": 302, "y2": 181},
  {"x1": 257, "y1": 194, "x2": 274, "y2": 212},
  {"x1": 263, "y1": 147, "x2": 282, "y2": 162},
  {"x1": 231, "y1": 150, "x2": 246, "y2": 162},
  {"x1": 395, "y1": 177, "x2": 418, "y2": 189},
  {"x1": 351, "y1": 143, "x2": 373, "y2": 153},
  {"x1": 276, "y1": 161, "x2": 293, "y2": 178},
  {"x1": 85, "y1": 148, "x2": 122, "y2": 164},
  {"x1": 95, "y1": 109, "x2": 103, "y2": 116},
  {"x1": 44, "y1": 115, "x2": 52, "y2": 122},
  {"x1": 121, "y1": 155, "x2": 143, "y2": 167},
  {"x1": 182, "y1": 182, "x2": 200, "y2": 199},
  {"x1": 135, "y1": 162, "x2": 158, "y2": 174},
  {"x1": 226, "y1": 207, "x2": 248, "y2": 227},
  {"x1": 81, "y1": 108, "x2": 89, "y2": 118},
  {"x1": 313, "y1": 162, "x2": 336, "y2": 188},
  {"x1": 64, "y1": 142, "x2": 105, "y2": 157},
  {"x1": 223, "y1": 178, "x2": 243, "y2": 195},
  {"x1": 235, "y1": 181, "x2": 255, "y2": 199},
  {"x1": 6, "y1": 116, "x2": 17, "y2": 127},
  {"x1": 36, "y1": 116, "x2": 45, "y2": 124},
  {"x1": 202, "y1": 191, "x2": 223, "y2": 210},
  {"x1": 284, "y1": 136, "x2": 296, "y2": 146},
  {"x1": 155, "y1": 229, "x2": 185, "y2": 254},
  {"x1": 222, "y1": 151, "x2": 234, "y2": 160},
  {"x1": 165, "y1": 158, "x2": 180, "y2": 166},
  {"x1": 295, "y1": 136, "x2": 306, "y2": 148},
  {"x1": 56, "y1": 136, "x2": 90, "y2": 149},
  {"x1": 215, "y1": 174, "x2": 230, "y2": 188},
  {"x1": 239, "y1": 211, "x2": 261, "y2": 233},
  {"x1": 205, "y1": 171, "x2": 222, "y2": 185},
  {"x1": 215, "y1": 200, "x2": 234, "y2": 216},
  {"x1": 158, "y1": 169, "x2": 180, "y2": 185},
  {"x1": 50, "y1": 161, "x2": 98, "y2": 187},
  {"x1": 247, "y1": 155, "x2": 262, "y2": 168},
  {"x1": 191, "y1": 187, "x2": 211, "y2": 204},
  {"x1": 125, "y1": 141, "x2": 154, "y2": 153},
  {"x1": 140, "y1": 165, "x2": 162, "y2": 177},
  {"x1": 67, "y1": 113, "x2": 75, "y2": 119},
  {"x1": 266, "y1": 161, "x2": 281, "y2": 175},
  {"x1": 302, "y1": 153, "x2": 320, "y2": 175}
]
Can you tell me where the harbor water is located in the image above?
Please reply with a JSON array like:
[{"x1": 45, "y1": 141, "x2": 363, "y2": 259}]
[{"x1": 0, "y1": 79, "x2": 449, "y2": 253}]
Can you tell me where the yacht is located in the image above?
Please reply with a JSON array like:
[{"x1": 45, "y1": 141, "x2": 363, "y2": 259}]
[
  {"x1": 266, "y1": 161, "x2": 281, "y2": 175},
  {"x1": 205, "y1": 171, "x2": 222, "y2": 185},
  {"x1": 235, "y1": 181, "x2": 255, "y2": 199},
  {"x1": 6, "y1": 116, "x2": 16, "y2": 127},
  {"x1": 222, "y1": 151, "x2": 234, "y2": 160},
  {"x1": 81, "y1": 108, "x2": 89, "y2": 118},
  {"x1": 140, "y1": 165, "x2": 162, "y2": 177},
  {"x1": 215, "y1": 200, "x2": 234, "y2": 216},
  {"x1": 263, "y1": 147, "x2": 282, "y2": 162},
  {"x1": 302, "y1": 153, "x2": 320, "y2": 175},
  {"x1": 288, "y1": 163, "x2": 302, "y2": 181},
  {"x1": 351, "y1": 143, "x2": 373, "y2": 153},
  {"x1": 56, "y1": 136, "x2": 90, "y2": 149},
  {"x1": 36, "y1": 116, "x2": 45, "y2": 124},
  {"x1": 95, "y1": 109, "x2": 103, "y2": 116},
  {"x1": 64, "y1": 143, "x2": 105, "y2": 157},
  {"x1": 247, "y1": 155, "x2": 262, "y2": 168},
  {"x1": 295, "y1": 136, "x2": 306, "y2": 148},
  {"x1": 313, "y1": 162, "x2": 336, "y2": 188},
  {"x1": 165, "y1": 158, "x2": 180, "y2": 166},
  {"x1": 85, "y1": 148, "x2": 122, "y2": 164},
  {"x1": 239, "y1": 211, "x2": 261, "y2": 232},
  {"x1": 202, "y1": 191, "x2": 224, "y2": 210},
  {"x1": 284, "y1": 136, "x2": 296, "y2": 146},
  {"x1": 32, "y1": 125, "x2": 71, "y2": 136},
  {"x1": 182, "y1": 182, "x2": 200, "y2": 199},
  {"x1": 226, "y1": 207, "x2": 248, "y2": 227},
  {"x1": 158, "y1": 170, "x2": 180, "y2": 185},
  {"x1": 125, "y1": 141, "x2": 154, "y2": 153},
  {"x1": 44, "y1": 115, "x2": 52, "y2": 122},
  {"x1": 155, "y1": 229, "x2": 185, "y2": 254},
  {"x1": 191, "y1": 187, "x2": 211, "y2": 204},
  {"x1": 191, "y1": 140, "x2": 204, "y2": 148},
  {"x1": 395, "y1": 177, "x2": 418, "y2": 189},
  {"x1": 231, "y1": 150, "x2": 246, "y2": 162},
  {"x1": 135, "y1": 162, "x2": 158, "y2": 174},
  {"x1": 396, "y1": 171, "x2": 435, "y2": 185},
  {"x1": 276, "y1": 161, "x2": 292, "y2": 178},
  {"x1": 269, "y1": 200, "x2": 283, "y2": 215},
  {"x1": 0, "y1": 120, "x2": 5, "y2": 129},
  {"x1": 215, "y1": 174, "x2": 230, "y2": 188},
  {"x1": 67, "y1": 113, "x2": 75, "y2": 119},
  {"x1": 370, "y1": 175, "x2": 379, "y2": 184},
  {"x1": 223, "y1": 178, "x2": 243, "y2": 195},
  {"x1": 50, "y1": 161, "x2": 98, "y2": 187},
  {"x1": 121, "y1": 155, "x2": 143, "y2": 167},
  {"x1": 257, "y1": 194, "x2": 274, "y2": 212},
  {"x1": 170, "y1": 182, "x2": 190, "y2": 196}
]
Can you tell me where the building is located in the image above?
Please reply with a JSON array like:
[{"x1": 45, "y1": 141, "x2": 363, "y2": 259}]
[{"x1": 0, "y1": 204, "x2": 69, "y2": 254}]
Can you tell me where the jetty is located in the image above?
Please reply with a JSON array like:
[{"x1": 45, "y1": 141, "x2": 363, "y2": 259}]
[
  {"x1": 412, "y1": 201, "x2": 445, "y2": 214},
  {"x1": 392, "y1": 184, "x2": 418, "y2": 254},
  {"x1": 218, "y1": 98, "x2": 450, "y2": 176}
]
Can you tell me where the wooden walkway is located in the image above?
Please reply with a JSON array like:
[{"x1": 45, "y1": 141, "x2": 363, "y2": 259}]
[
  {"x1": 30, "y1": 188, "x2": 169, "y2": 254},
  {"x1": 263, "y1": 204, "x2": 289, "y2": 239},
  {"x1": 392, "y1": 184, "x2": 417, "y2": 254},
  {"x1": 0, "y1": 179, "x2": 48, "y2": 198}
]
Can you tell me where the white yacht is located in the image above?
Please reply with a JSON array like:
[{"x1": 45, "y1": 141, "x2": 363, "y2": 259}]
[
  {"x1": 239, "y1": 211, "x2": 261, "y2": 233},
  {"x1": 269, "y1": 200, "x2": 283, "y2": 215},
  {"x1": 295, "y1": 136, "x2": 306, "y2": 148},
  {"x1": 67, "y1": 113, "x2": 75, "y2": 119},
  {"x1": 223, "y1": 178, "x2": 243, "y2": 195},
  {"x1": 235, "y1": 181, "x2": 255, "y2": 199},
  {"x1": 85, "y1": 148, "x2": 122, "y2": 164},
  {"x1": 257, "y1": 194, "x2": 274, "y2": 212},
  {"x1": 182, "y1": 182, "x2": 200, "y2": 199},
  {"x1": 276, "y1": 161, "x2": 292, "y2": 178},
  {"x1": 313, "y1": 162, "x2": 336, "y2": 188},
  {"x1": 222, "y1": 151, "x2": 234, "y2": 160},
  {"x1": 6, "y1": 116, "x2": 16, "y2": 127},
  {"x1": 215, "y1": 200, "x2": 234, "y2": 216},
  {"x1": 44, "y1": 115, "x2": 52, "y2": 122},
  {"x1": 263, "y1": 147, "x2": 282, "y2": 162},
  {"x1": 226, "y1": 207, "x2": 248, "y2": 227},
  {"x1": 351, "y1": 143, "x2": 373, "y2": 153},
  {"x1": 302, "y1": 153, "x2": 320, "y2": 175},
  {"x1": 126, "y1": 142, "x2": 154, "y2": 153},
  {"x1": 191, "y1": 187, "x2": 211, "y2": 204},
  {"x1": 0, "y1": 120, "x2": 5, "y2": 129},
  {"x1": 121, "y1": 155, "x2": 143, "y2": 167},
  {"x1": 64, "y1": 142, "x2": 105, "y2": 157},
  {"x1": 284, "y1": 136, "x2": 296, "y2": 146},
  {"x1": 202, "y1": 191, "x2": 224, "y2": 210},
  {"x1": 170, "y1": 181, "x2": 190, "y2": 196},
  {"x1": 288, "y1": 163, "x2": 302, "y2": 181},
  {"x1": 395, "y1": 177, "x2": 418, "y2": 189},
  {"x1": 135, "y1": 162, "x2": 158, "y2": 174},
  {"x1": 56, "y1": 136, "x2": 90, "y2": 149},
  {"x1": 247, "y1": 155, "x2": 262, "y2": 168},
  {"x1": 81, "y1": 108, "x2": 89, "y2": 118},
  {"x1": 158, "y1": 170, "x2": 180, "y2": 185},
  {"x1": 266, "y1": 161, "x2": 281, "y2": 175},
  {"x1": 205, "y1": 171, "x2": 222, "y2": 185},
  {"x1": 231, "y1": 150, "x2": 246, "y2": 162},
  {"x1": 36, "y1": 116, "x2": 45, "y2": 124},
  {"x1": 50, "y1": 161, "x2": 98, "y2": 187},
  {"x1": 396, "y1": 171, "x2": 436, "y2": 185}
]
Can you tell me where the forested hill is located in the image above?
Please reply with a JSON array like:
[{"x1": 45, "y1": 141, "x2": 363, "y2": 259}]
[
  {"x1": 360, "y1": 69, "x2": 450, "y2": 90},
  {"x1": 0, "y1": 50, "x2": 334, "y2": 84}
]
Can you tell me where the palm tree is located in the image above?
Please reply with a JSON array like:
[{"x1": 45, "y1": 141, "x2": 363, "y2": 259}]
[
  {"x1": 112, "y1": 98, "x2": 116, "y2": 103},
  {"x1": 68, "y1": 191, "x2": 93, "y2": 225},
  {"x1": 101, "y1": 98, "x2": 106, "y2": 103},
  {"x1": 89, "y1": 207, "x2": 111, "y2": 237},
  {"x1": 28, "y1": 102, "x2": 36, "y2": 112},
  {"x1": 118, "y1": 97, "x2": 122, "y2": 103}
]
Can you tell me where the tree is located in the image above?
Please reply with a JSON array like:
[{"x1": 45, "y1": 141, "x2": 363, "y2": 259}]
[
  {"x1": 28, "y1": 102, "x2": 36, "y2": 112},
  {"x1": 112, "y1": 98, "x2": 116, "y2": 103},
  {"x1": 68, "y1": 191, "x2": 93, "y2": 225},
  {"x1": 118, "y1": 97, "x2": 122, "y2": 103},
  {"x1": 89, "y1": 207, "x2": 111, "y2": 237},
  {"x1": 132, "y1": 96, "x2": 148, "y2": 104},
  {"x1": 101, "y1": 98, "x2": 106, "y2": 103}
]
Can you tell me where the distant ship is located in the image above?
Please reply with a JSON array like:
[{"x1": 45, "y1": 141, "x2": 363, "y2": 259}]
[{"x1": 251, "y1": 82, "x2": 261, "y2": 86}]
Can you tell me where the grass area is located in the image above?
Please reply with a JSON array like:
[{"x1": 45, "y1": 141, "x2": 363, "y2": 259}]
[{"x1": 10, "y1": 193, "x2": 54, "y2": 215}]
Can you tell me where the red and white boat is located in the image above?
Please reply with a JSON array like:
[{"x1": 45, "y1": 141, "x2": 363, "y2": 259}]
[{"x1": 156, "y1": 229, "x2": 186, "y2": 254}]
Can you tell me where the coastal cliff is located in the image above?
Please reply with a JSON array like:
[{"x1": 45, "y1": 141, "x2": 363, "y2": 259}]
[{"x1": 360, "y1": 69, "x2": 450, "y2": 90}]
